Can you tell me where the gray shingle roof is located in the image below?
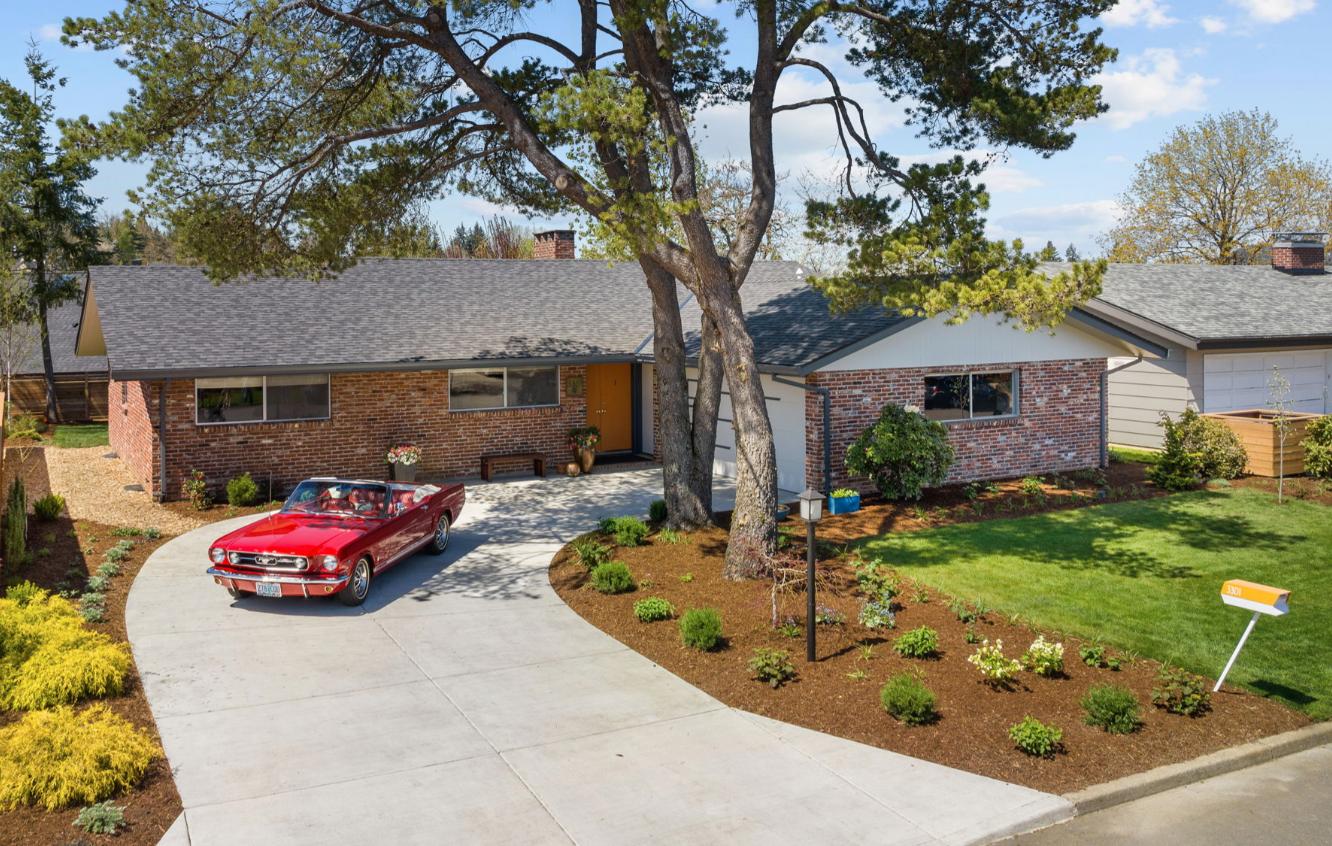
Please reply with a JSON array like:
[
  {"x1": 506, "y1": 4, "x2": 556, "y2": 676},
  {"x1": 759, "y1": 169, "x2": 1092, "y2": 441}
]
[
  {"x1": 1044, "y1": 262, "x2": 1332, "y2": 343},
  {"x1": 13, "y1": 300, "x2": 107, "y2": 375}
]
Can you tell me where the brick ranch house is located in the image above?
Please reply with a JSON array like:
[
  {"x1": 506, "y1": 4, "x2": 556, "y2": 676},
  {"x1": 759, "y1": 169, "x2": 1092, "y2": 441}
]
[{"x1": 73, "y1": 231, "x2": 1165, "y2": 501}]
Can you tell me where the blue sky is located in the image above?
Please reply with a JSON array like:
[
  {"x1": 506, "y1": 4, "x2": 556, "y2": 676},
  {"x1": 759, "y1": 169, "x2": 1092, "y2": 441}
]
[{"x1": 2, "y1": 0, "x2": 1329, "y2": 256}]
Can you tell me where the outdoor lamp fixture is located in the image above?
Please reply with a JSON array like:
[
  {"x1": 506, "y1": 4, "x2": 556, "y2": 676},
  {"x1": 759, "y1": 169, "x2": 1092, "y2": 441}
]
[{"x1": 797, "y1": 488, "x2": 824, "y2": 663}]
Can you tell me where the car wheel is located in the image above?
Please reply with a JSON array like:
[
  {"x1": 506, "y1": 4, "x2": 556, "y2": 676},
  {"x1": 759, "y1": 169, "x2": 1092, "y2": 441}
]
[
  {"x1": 226, "y1": 585, "x2": 250, "y2": 600},
  {"x1": 427, "y1": 514, "x2": 451, "y2": 555},
  {"x1": 338, "y1": 557, "x2": 372, "y2": 607}
]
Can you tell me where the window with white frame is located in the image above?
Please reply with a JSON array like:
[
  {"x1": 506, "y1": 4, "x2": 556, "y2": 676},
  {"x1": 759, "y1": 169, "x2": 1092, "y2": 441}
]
[
  {"x1": 195, "y1": 374, "x2": 330, "y2": 425},
  {"x1": 449, "y1": 366, "x2": 559, "y2": 410},
  {"x1": 922, "y1": 371, "x2": 1018, "y2": 421}
]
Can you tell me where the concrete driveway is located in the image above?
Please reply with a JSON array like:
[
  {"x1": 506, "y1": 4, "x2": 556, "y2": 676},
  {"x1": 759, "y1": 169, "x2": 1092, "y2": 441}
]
[{"x1": 130, "y1": 469, "x2": 1070, "y2": 846}]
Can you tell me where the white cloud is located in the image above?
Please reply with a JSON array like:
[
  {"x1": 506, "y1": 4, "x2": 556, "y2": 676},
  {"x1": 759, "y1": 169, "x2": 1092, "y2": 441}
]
[
  {"x1": 1200, "y1": 16, "x2": 1230, "y2": 32},
  {"x1": 1228, "y1": 0, "x2": 1316, "y2": 23},
  {"x1": 1102, "y1": 0, "x2": 1180, "y2": 28},
  {"x1": 1105, "y1": 155, "x2": 1130, "y2": 163},
  {"x1": 990, "y1": 200, "x2": 1122, "y2": 246},
  {"x1": 896, "y1": 150, "x2": 1042, "y2": 194},
  {"x1": 1092, "y1": 49, "x2": 1217, "y2": 130},
  {"x1": 38, "y1": 22, "x2": 96, "y2": 51}
]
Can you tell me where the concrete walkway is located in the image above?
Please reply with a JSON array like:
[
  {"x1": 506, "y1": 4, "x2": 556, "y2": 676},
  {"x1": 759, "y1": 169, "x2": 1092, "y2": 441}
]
[{"x1": 130, "y1": 469, "x2": 1070, "y2": 846}]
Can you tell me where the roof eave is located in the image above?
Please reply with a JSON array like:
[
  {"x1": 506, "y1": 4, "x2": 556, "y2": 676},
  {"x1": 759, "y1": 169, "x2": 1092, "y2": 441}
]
[
  {"x1": 1080, "y1": 299, "x2": 1199, "y2": 350},
  {"x1": 109, "y1": 353, "x2": 646, "y2": 382},
  {"x1": 1195, "y1": 335, "x2": 1332, "y2": 351}
]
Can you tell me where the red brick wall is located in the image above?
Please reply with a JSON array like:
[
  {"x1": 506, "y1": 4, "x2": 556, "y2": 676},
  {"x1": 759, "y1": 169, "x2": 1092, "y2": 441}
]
[
  {"x1": 109, "y1": 378, "x2": 157, "y2": 493},
  {"x1": 805, "y1": 358, "x2": 1105, "y2": 492},
  {"x1": 533, "y1": 230, "x2": 576, "y2": 259},
  {"x1": 1272, "y1": 244, "x2": 1325, "y2": 273},
  {"x1": 114, "y1": 367, "x2": 587, "y2": 500}
]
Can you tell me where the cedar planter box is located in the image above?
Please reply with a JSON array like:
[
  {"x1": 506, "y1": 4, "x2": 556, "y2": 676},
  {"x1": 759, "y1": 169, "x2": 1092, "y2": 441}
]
[{"x1": 1203, "y1": 409, "x2": 1324, "y2": 477}]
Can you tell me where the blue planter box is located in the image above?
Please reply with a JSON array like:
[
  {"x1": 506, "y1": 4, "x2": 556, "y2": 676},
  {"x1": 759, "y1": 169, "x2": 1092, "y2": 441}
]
[{"x1": 828, "y1": 493, "x2": 860, "y2": 515}]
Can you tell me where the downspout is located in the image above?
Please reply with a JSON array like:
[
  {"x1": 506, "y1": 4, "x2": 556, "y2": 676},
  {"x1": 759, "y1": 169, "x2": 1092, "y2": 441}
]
[
  {"x1": 1101, "y1": 358, "x2": 1141, "y2": 467},
  {"x1": 156, "y1": 379, "x2": 171, "y2": 502},
  {"x1": 772, "y1": 374, "x2": 832, "y2": 494}
]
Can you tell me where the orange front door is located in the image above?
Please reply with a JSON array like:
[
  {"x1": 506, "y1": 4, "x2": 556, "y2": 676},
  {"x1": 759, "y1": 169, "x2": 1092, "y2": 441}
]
[{"x1": 586, "y1": 363, "x2": 633, "y2": 452}]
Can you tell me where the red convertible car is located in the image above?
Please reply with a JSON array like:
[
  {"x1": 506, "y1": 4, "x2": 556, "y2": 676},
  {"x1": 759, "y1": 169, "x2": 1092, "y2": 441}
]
[{"x1": 207, "y1": 478, "x2": 466, "y2": 606}]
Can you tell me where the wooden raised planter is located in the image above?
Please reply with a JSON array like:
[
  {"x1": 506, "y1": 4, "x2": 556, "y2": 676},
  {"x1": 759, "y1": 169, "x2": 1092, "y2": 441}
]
[{"x1": 1203, "y1": 409, "x2": 1323, "y2": 477}]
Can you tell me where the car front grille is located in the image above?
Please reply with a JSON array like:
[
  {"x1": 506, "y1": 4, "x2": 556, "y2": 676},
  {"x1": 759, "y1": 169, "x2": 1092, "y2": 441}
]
[{"x1": 226, "y1": 551, "x2": 310, "y2": 571}]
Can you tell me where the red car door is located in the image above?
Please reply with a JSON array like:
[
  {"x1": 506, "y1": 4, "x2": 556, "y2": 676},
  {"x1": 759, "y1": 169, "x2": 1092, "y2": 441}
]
[{"x1": 387, "y1": 487, "x2": 431, "y2": 560}]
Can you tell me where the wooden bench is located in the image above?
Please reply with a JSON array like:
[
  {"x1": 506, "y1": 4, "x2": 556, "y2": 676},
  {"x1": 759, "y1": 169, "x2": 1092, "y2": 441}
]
[{"x1": 480, "y1": 452, "x2": 547, "y2": 482}]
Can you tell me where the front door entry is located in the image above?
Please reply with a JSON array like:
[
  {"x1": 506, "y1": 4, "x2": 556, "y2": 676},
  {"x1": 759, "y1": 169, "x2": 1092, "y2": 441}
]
[{"x1": 586, "y1": 363, "x2": 633, "y2": 452}]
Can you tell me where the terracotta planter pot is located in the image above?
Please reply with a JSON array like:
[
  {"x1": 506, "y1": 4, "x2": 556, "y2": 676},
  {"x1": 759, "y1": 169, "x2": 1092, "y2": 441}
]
[
  {"x1": 390, "y1": 462, "x2": 417, "y2": 482},
  {"x1": 575, "y1": 447, "x2": 596, "y2": 474}
]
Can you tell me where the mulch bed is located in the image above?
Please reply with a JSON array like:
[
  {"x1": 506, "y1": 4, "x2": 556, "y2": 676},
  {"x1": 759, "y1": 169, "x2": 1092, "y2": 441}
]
[
  {"x1": 550, "y1": 469, "x2": 1309, "y2": 796},
  {"x1": 0, "y1": 514, "x2": 183, "y2": 846}
]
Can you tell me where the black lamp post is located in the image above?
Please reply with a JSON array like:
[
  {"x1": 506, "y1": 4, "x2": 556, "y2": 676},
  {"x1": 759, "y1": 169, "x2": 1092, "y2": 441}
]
[{"x1": 797, "y1": 488, "x2": 824, "y2": 663}]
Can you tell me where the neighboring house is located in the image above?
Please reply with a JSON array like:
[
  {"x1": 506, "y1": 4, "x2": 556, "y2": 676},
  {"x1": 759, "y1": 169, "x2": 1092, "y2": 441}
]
[
  {"x1": 74, "y1": 231, "x2": 1164, "y2": 500},
  {"x1": 1059, "y1": 235, "x2": 1332, "y2": 450},
  {"x1": 3, "y1": 300, "x2": 110, "y2": 421}
]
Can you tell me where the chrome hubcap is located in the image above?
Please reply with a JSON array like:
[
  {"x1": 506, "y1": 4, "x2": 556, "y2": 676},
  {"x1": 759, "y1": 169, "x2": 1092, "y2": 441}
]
[
  {"x1": 435, "y1": 517, "x2": 449, "y2": 548},
  {"x1": 352, "y1": 561, "x2": 369, "y2": 597}
]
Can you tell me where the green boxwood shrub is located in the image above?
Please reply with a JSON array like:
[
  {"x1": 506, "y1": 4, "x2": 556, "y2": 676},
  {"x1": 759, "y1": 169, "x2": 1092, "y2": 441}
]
[
  {"x1": 879, "y1": 671, "x2": 938, "y2": 726},
  {"x1": 599, "y1": 516, "x2": 650, "y2": 547},
  {"x1": 226, "y1": 472, "x2": 259, "y2": 507},
  {"x1": 1305, "y1": 415, "x2": 1332, "y2": 480},
  {"x1": 845, "y1": 404, "x2": 955, "y2": 500},
  {"x1": 633, "y1": 596, "x2": 675, "y2": 622},
  {"x1": 893, "y1": 626, "x2": 939, "y2": 659},
  {"x1": 1147, "y1": 410, "x2": 1248, "y2": 491},
  {"x1": 589, "y1": 561, "x2": 635, "y2": 594},
  {"x1": 679, "y1": 608, "x2": 723, "y2": 651},
  {"x1": 1081, "y1": 684, "x2": 1142, "y2": 734},
  {"x1": 648, "y1": 499, "x2": 668, "y2": 523}
]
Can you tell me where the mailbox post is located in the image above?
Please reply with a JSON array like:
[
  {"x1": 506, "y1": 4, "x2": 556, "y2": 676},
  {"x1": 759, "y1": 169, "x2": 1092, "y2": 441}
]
[{"x1": 1214, "y1": 579, "x2": 1290, "y2": 692}]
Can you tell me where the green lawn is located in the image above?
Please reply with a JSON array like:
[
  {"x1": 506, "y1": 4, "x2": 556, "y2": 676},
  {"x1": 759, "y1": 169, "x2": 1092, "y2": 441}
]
[
  {"x1": 1109, "y1": 445, "x2": 1161, "y2": 465},
  {"x1": 52, "y1": 423, "x2": 110, "y2": 449},
  {"x1": 857, "y1": 487, "x2": 1332, "y2": 719}
]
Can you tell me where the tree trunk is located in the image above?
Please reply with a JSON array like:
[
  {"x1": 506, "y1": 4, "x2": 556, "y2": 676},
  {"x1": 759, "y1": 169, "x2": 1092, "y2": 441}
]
[
  {"x1": 689, "y1": 312, "x2": 723, "y2": 517},
  {"x1": 35, "y1": 262, "x2": 59, "y2": 424}
]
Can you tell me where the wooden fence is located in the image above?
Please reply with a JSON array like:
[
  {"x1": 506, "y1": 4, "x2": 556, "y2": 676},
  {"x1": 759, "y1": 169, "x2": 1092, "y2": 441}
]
[{"x1": 7, "y1": 374, "x2": 109, "y2": 422}]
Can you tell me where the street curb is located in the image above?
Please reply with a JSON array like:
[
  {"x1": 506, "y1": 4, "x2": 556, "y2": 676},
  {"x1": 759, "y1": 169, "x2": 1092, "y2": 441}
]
[{"x1": 1064, "y1": 721, "x2": 1332, "y2": 816}]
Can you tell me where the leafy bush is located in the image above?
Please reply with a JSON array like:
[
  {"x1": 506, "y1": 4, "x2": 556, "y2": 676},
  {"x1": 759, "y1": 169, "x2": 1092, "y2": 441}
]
[
  {"x1": 845, "y1": 404, "x2": 955, "y2": 500},
  {"x1": 1079, "y1": 643, "x2": 1107, "y2": 667},
  {"x1": 5, "y1": 581, "x2": 44, "y2": 606},
  {"x1": 4, "y1": 413, "x2": 45, "y2": 440},
  {"x1": 858, "y1": 598, "x2": 896, "y2": 630},
  {"x1": 633, "y1": 596, "x2": 676, "y2": 623},
  {"x1": 1023, "y1": 636, "x2": 1065, "y2": 676},
  {"x1": 33, "y1": 493, "x2": 65, "y2": 521},
  {"x1": 599, "y1": 515, "x2": 650, "y2": 547},
  {"x1": 0, "y1": 590, "x2": 131, "y2": 710},
  {"x1": 180, "y1": 470, "x2": 211, "y2": 510},
  {"x1": 879, "y1": 670, "x2": 938, "y2": 726},
  {"x1": 967, "y1": 639, "x2": 1022, "y2": 683},
  {"x1": 648, "y1": 499, "x2": 668, "y2": 522},
  {"x1": 1018, "y1": 476, "x2": 1044, "y2": 495},
  {"x1": 1148, "y1": 410, "x2": 1248, "y2": 491},
  {"x1": 96, "y1": 562, "x2": 121, "y2": 579},
  {"x1": 84, "y1": 576, "x2": 110, "y2": 593},
  {"x1": 75, "y1": 800, "x2": 127, "y2": 835},
  {"x1": 1152, "y1": 667, "x2": 1211, "y2": 716},
  {"x1": 815, "y1": 606, "x2": 846, "y2": 625},
  {"x1": 1306, "y1": 415, "x2": 1332, "y2": 480},
  {"x1": 894, "y1": 626, "x2": 940, "y2": 659},
  {"x1": 0, "y1": 705, "x2": 159, "y2": 810},
  {"x1": 226, "y1": 472, "x2": 259, "y2": 507},
  {"x1": 1009, "y1": 716, "x2": 1063, "y2": 756},
  {"x1": 144, "y1": 527, "x2": 161, "y2": 540},
  {"x1": 3, "y1": 477, "x2": 27, "y2": 570},
  {"x1": 589, "y1": 561, "x2": 635, "y2": 594},
  {"x1": 679, "y1": 608, "x2": 723, "y2": 651},
  {"x1": 104, "y1": 546, "x2": 129, "y2": 563},
  {"x1": 748, "y1": 648, "x2": 796, "y2": 688},
  {"x1": 1081, "y1": 684, "x2": 1142, "y2": 734},
  {"x1": 950, "y1": 599, "x2": 977, "y2": 624},
  {"x1": 853, "y1": 559, "x2": 899, "y2": 601},
  {"x1": 570, "y1": 536, "x2": 612, "y2": 568},
  {"x1": 110, "y1": 527, "x2": 143, "y2": 537},
  {"x1": 80, "y1": 607, "x2": 106, "y2": 624}
]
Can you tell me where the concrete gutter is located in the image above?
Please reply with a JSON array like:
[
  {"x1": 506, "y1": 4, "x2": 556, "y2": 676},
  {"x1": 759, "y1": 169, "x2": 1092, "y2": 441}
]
[{"x1": 1064, "y1": 721, "x2": 1332, "y2": 817}]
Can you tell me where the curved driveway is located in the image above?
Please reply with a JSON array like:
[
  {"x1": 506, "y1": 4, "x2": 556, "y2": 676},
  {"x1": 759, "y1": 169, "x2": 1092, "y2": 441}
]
[{"x1": 130, "y1": 469, "x2": 1070, "y2": 846}]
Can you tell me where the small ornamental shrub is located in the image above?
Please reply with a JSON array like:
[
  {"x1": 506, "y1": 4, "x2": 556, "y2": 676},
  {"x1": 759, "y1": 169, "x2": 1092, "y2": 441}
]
[
  {"x1": 1148, "y1": 410, "x2": 1248, "y2": 491},
  {"x1": 3, "y1": 477, "x2": 28, "y2": 570},
  {"x1": 104, "y1": 546, "x2": 129, "y2": 563},
  {"x1": 633, "y1": 596, "x2": 676, "y2": 623},
  {"x1": 79, "y1": 593, "x2": 105, "y2": 608},
  {"x1": 5, "y1": 581, "x2": 44, "y2": 606},
  {"x1": 748, "y1": 648, "x2": 796, "y2": 688},
  {"x1": 1081, "y1": 684, "x2": 1143, "y2": 734},
  {"x1": 589, "y1": 561, "x2": 635, "y2": 594},
  {"x1": 894, "y1": 626, "x2": 940, "y2": 659},
  {"x1": 1152, "y1": 667, "x2": 1211, "y2": 716},
  {"x1": 1009, "y1": 716, "x2": 1063, "y2": 757},
  {"x1": 74, "y1": 800, "x2": 127, "y2": 835},
  {"x1": 0, "y1": 705, "x2": 160, "y2": 810},
  {"x1": 570, "y1": 537, "x2": 612, "y2": 568},
  {"x1": 858, "y1": 598, "x2": 896, "y2": 630},
  {"x1": 4, "y1": 413, "x2": 45, "y2": 440},
  {"x1": 33, "y1": 493, "x2": 65, "y2": 521},
  {"x1": 1306, "y1": 414, "x2": 1332, "y2": 480},
  {"x1": 1024, "y1": 636, "x2": 1065, "y2": 676},
  {"x1": 678, "y1": 572, "x2": 694, "y2": 583},
  {"x1": 84, "y1": 576, "x2": 110, "y2": 593},
  {"x1": 679, "y1": 608, "x2": 723, "y2": 651},
  {"x1": 226, "y1": 472, "x2": 259, "y2": 507},
  {"x1": 967, "y1": 639, "x2": 1022, "y2": 684},
  {"x1": 1018, "y1": 476, "x2": 1044, "y2": 495},
  {"x1": 814, "y1": 606, "x2": 846, "y2": 625},
  {"x1": 96, "y1": 562, "x2": 121, "y2": 579},
  {"x1": 854, "y1": 560, "x2": 899, "y2": 601},
  {"x1": 80, "y1": 607, "x2": 106, "y2": 624},
  {"x1": 180, "y1": 470, "x2": 211, "y2": 510},
  {"x1": 879, "y1": 670, "x2": 938, "y2": 726},
  {"x1": 0, "y1": 591, "x2": 131, "y2": 710},
  {"x1": 144, "y1": 527, "x2": 161, "y2": 540},
  {"x1": 1079, "y1": 643, "x2": 1108, "y2": 667},
  {"x1": 845, "y1": 403, "x2": 955, "y2": 500},
  {"x1": 599, "y1": 515, "x2": 650, "y2": 547},
  {"x1": 775, "y1": 617, "x2": 801, "y2": 638},
  {"x1": 648, "y1": 499, "x2": 668, "y2": 522}
]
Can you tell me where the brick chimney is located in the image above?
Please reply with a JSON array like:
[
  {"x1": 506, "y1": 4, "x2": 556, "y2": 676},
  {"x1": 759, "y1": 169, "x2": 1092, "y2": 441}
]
[
  {"x1": 533, "y1": 229, "x2": 575, "y2": 259},
  {"x1": 1271, "y1": 233, "x2": 1326, "y2": 274}
]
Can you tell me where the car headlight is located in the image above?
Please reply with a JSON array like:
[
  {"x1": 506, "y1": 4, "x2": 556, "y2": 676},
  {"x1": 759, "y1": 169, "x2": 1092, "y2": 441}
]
[
  {"x1": 320, "y1": 554, "x2": 340, "y2": 571},
  {"x1": 210, "y1": 547, "x2": 226, "y2": 564}
]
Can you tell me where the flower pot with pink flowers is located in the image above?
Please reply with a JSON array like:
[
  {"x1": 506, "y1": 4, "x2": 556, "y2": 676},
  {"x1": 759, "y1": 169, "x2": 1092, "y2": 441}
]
[
  {"x1": 568, "y1": 426, "x2": 601, "y2": 474},
  {"x1": 385, "y1": 444, "x2": 422, "y2": 482}
]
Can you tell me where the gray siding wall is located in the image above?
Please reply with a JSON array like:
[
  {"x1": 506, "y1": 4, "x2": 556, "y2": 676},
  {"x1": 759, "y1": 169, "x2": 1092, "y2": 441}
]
[{"x1": 1107, "y1": 345, "x2": 1194, "y2": 448}]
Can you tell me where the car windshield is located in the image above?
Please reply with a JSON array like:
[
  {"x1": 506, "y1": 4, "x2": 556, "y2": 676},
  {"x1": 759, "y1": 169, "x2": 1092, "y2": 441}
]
[{"x1": 282, "y1": 481, "x2": 388, "y2": 519}]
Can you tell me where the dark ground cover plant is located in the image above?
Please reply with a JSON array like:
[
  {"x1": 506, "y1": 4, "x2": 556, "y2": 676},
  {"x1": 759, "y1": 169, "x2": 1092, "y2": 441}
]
[
  {"x1": 845, "y1": 404, "x2": 955, "y2": 501},
  {"x1": 1081, "y1": 683, "x2": 1143, "y2": 734},
  {"x1": 879, "y1": 670, "x2": 938, "y2": 726}
]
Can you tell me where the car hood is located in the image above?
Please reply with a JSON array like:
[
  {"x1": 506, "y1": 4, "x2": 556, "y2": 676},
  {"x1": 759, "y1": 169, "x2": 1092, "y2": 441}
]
[{"x1": 213, "y1": 512, "x2": 374, "y2": 557}]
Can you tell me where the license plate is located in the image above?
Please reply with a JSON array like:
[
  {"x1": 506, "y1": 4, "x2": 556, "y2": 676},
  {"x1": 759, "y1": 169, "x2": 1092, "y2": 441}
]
[{"x1": 254, "y1": 581, "x2": 283, "y2": 598}]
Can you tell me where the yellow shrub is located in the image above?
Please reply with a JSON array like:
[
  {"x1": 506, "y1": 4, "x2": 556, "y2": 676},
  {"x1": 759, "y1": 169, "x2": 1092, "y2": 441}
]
[
  {"x1": 0, "y1": 593, "x2": 131, "y2": 711},
  {"x1": 0, "y1": 705, "x2": 160, "y2": 810}
]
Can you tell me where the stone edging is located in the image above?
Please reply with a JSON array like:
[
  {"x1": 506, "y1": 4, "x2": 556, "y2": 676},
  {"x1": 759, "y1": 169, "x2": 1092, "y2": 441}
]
[{"x1": 1064, "y1": 721, "x2": 1332, "y2": 816}]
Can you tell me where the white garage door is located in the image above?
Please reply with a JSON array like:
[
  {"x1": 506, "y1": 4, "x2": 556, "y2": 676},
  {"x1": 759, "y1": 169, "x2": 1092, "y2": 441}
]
[{"x1": 1203, "y1": 351, "x2": 1329, "y2": 414}]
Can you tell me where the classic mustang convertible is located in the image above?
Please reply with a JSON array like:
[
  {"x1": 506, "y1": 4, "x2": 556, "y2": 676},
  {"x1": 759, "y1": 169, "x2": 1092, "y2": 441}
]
[{"x1": 207, "y1": 478, "x2": 466, "y2": 606}]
